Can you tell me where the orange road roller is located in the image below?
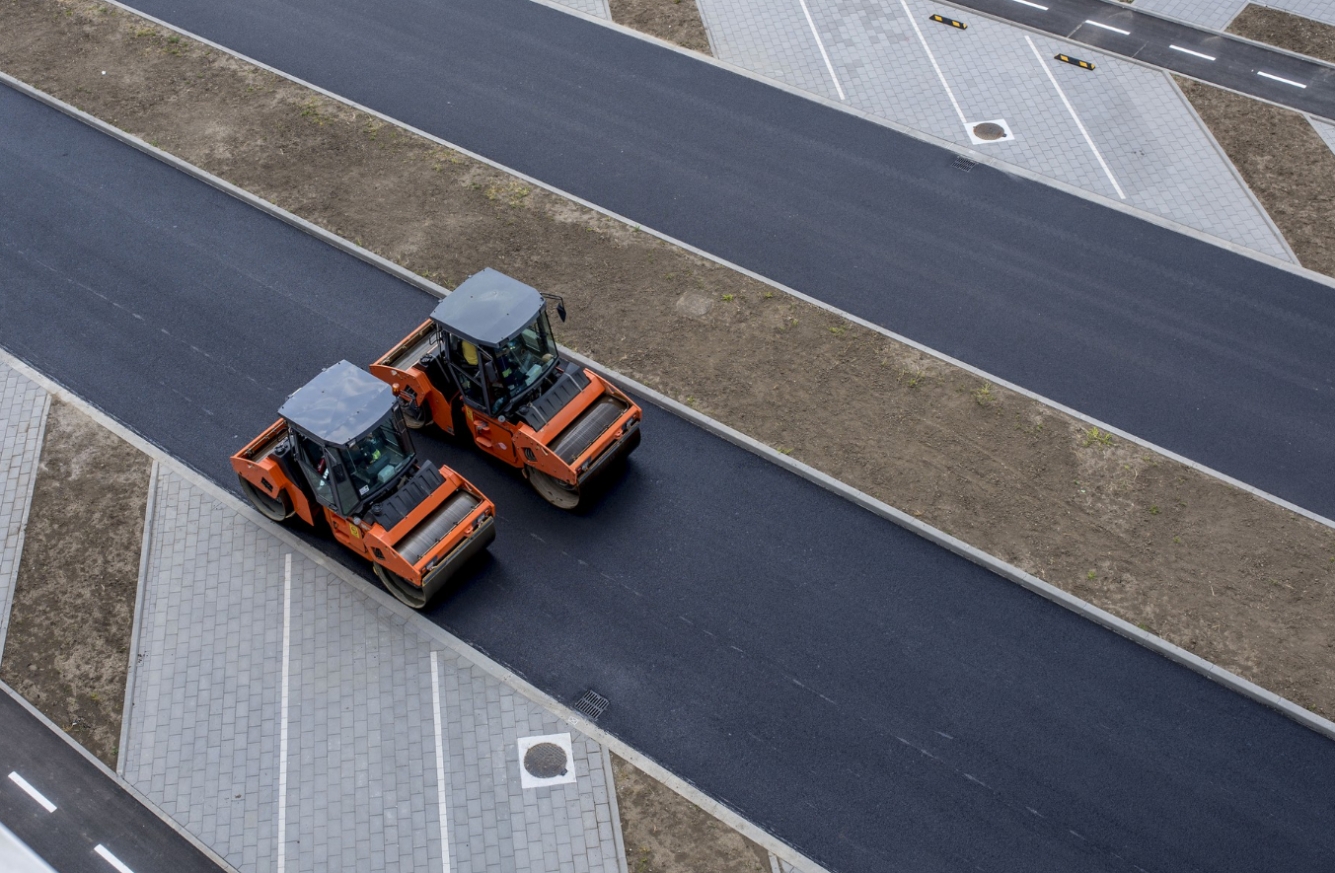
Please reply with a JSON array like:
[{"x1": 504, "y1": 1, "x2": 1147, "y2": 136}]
[
  {"x1": 232, "y1": 360, "x2": 495, "y2": 608},
  {"x1": 371, "y1": 269, "x2": 641, "y2": 509}
]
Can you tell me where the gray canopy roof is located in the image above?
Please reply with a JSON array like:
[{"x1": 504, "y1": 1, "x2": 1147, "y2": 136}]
[
  {"x1": 430, "y1": 268, "x2": 543, "y2": 347},
  {"x1": 279, "y1": 360, "x2": 396, "y2": 445}
]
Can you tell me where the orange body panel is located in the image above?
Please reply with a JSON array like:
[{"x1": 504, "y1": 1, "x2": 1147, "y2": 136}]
[
  {"x1": 231, "y1": 418, "x2": 494, "y2": 590},
  {"x1": 376, "y1": 322, "x2": 643, "y2": 487}
]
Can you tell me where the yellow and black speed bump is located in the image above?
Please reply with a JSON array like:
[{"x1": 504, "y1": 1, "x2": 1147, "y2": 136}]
[
  {"x1": 930, "y1": 14, "x2": 967, "y2": 29},
  {"x1": 1055, "y1": 53, "x2": 1096, "y2": 70}
]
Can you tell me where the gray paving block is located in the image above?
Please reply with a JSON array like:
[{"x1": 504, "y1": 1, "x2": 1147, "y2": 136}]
[
  {"x1": 1311, "y1": 116, "x2": 1335, "y2": 155},
  {"x1": 123, "y1": 469, "x2": 626, "y2": 872},
  {"x1": 0, "y1": 367, "x2": 49, "y2": 653}
]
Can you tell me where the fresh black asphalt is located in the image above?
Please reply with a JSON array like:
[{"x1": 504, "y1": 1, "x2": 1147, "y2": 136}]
[
  {"x1": 5, "y1": 85, "x2": 1335, "y2": 873},
  {"x1": 0, "y1": 686, "x2": 222, "y2": 873},
  {"x1": 947, "y1": 0, "x2": 1335, "y2": 120},
  {"x1": 109, "y1": 0, "x2": 1335, "y2": 522}
]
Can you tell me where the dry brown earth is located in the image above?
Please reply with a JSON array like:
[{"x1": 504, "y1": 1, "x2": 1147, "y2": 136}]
[
  {"x1": 0, "y1": 400, "x2": 150, "y2": 766},
  {"x1": 612, "y1": 754, "x2": 771, "y2": 873},
  {"x1": 1231, "y1": 3, "x2": 1335, "y2": 64},
  {"x1": 2, "y1": 0, "x2": 1334, "y2": 734},
  {"x1": 610, "y1": 0, "x2": 712, "y2": 54}
]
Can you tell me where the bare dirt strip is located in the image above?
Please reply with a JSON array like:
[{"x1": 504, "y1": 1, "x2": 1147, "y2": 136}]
[
  {"x1": 0, "y1": 400, "x2": 150, "y2": 767},
  {"x1": 2, "y1": 0, "x2": 1333, "y2": 746},
  {"x1": 610, "y1": 0, "x2": 712, "y2": 54}
]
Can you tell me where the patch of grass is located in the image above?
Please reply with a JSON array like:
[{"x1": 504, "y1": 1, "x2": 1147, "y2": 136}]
[
  {"x1": 1086, "y1": 570, "x2": 1097, "y2": 580},
  {"x1": 1148, "y1": 505, "x2": 1161, "y2": 515},
  {"x1": 972, "y1": 382, "x2": 993, "y2": 406},
  {"x1": 1081, "y1": 427, "x2": 1114, "y2": 448},
  {"x1": 721, "y1": 293, "x2": 734, "y2": 302}
]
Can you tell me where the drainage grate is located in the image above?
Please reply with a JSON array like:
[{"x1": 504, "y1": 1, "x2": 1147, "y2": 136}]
[
  {"x1": 953, "y1": 155, "x2": 978, "y2": 172},
  {"x1": 573, "y1": 689, "x2": 609, "y2": 720}
]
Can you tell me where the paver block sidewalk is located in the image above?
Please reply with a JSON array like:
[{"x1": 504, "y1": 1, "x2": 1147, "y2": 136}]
[
  {"x1": 0, "y1": 368, "x2": 48, "y2": 653},
  {"x1": 122, "y1": 469, "x2": 624, "y2": 873}
]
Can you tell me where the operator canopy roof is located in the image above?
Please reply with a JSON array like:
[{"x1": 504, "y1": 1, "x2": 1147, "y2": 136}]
[
  {"x1": 279, "y1": 360, "x2": 397, "y2": 445},
  {"x1": 430, "y1": 268, "x2": 543, "y2": 348}
]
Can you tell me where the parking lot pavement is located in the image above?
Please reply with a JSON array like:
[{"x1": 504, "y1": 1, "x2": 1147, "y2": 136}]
[
  {"x1": 120, "y1": 468, "x2": 627, "y2": 873},
  {"x1": 622, "y1": 0, "x2": 1296, "y2": 260},
  {"x1": 1137, "y1": 0, "x2": 1335, "y2": 31},
  {"x1": 0, "y1": 368, "x2": 47, "y2": 654}
]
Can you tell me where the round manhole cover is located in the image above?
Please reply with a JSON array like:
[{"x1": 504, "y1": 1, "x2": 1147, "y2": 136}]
[
  {"x1": 523, "y1": 742, "x2": 569, "y2": 779},
  {"x1": 972, "y1": 122, "x2": 1006, "y2": 141}
]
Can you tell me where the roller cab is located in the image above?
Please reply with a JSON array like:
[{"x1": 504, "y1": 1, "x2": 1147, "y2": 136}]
[
  {"x1": 372, "y1": 269, "x2": 641, "y2": 509},
  {"x1": 231, "y1": 361, "x2": 495, "y2": 608}
]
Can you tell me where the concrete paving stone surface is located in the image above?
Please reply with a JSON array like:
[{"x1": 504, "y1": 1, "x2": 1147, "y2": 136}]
[
  {"x1": 1137, "y1": 0, "x2": 1335, "y2": 31},
  {"x1": 1134, "y1": 0, "x2": 1248, "y2": 31},
  {"x1": 548, "y1": 0, "x2": 612, "y2": 20},
  {"x1": 0, "y1": 368, "x2": 47, "y2": 653},
  {"x1": 693, "y1": 0, "x2": 1294, "y2": 258},
  {"x1": 1312, "y1": 115, "x2": 1335, "y2": 153},
  {"x1": 121, "y1": 468, "x2": 624, "y2": 873}
]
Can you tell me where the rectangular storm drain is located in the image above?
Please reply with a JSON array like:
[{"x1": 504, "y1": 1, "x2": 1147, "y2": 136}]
[
  {"x1": 953, "y1": 155, "x2": 978, "y2": 172},
  {"x1": 573, "y1": 689, "x2": 609, "y2": 721}
]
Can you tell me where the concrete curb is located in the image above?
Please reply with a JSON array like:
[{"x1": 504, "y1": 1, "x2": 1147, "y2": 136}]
[
  {"x1": 117, "y1": 459, "x2": 158, "y2": 778},
  {"x1": 63, "y1": 0, "x2": 1335, "y2": 278},
  {"x1": 0, "y1": 391, "x2": 49, "y2": 656},
  {"x1": 5, "y1": 62, "x2": 1334, "y2": 541},
  {"x1": 0, "y1": 350, "x2": 835, "y2": 873},
  {"x1": 5, "y1": 70, "x2": 1335, "y2": 739},
  {"x1": 0, "y1": 679, "x2": 244, "y2": 873}
]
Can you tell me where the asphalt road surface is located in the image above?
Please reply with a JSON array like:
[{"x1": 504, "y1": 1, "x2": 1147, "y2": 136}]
[
  {"x1": 5, "y1": 84, "x2": 1335, "y2": 873},
  {"x1": 109, "y1": 0, "x2": 1335, "y2": 523},
  {"x1": 946, "y1": 0, "x2": 1335, "y2": 120},
  {"x1": 0, "y1": 686, "x2": 223, "y2": 873}
]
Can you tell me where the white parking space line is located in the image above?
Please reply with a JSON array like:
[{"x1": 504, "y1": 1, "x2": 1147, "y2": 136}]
[
  {"x1": 275, "y1": 553, "x2": 292, "y2": 873},
  {"x1": 900, "y1": 0, "x2": 967, "y2": 125},
  {"x1": 1008, "y1": 0, "x2": 1048, "y2": 9},
  {"x1": 796, "y1": 0, "x2": 846, "y2": 100},
  {"x1": 1258, "y1": 70, "x2": 1307, "y2": 88},
  {"x1": 1083, "y1": 20, "x2": 1130, "y2": 35},
  {"x1": 1170, "y1": 45, "x2": 1216, "y2": 61},
  {"x1": 93, "y1": 844, "x2": 136, "y2": 873},
  {"x1": 7, "y1": 773, "x2": 56, "y2": 813},
  {"x1": 1025, "y1": 35, "x2": 1126, "y2": 199},
  {"x1": 429, "y1": 651, "x2": 453, "y2": 873}
]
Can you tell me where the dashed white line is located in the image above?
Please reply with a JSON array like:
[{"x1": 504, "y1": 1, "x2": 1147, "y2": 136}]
[
  {"x1": 93, "y1": 845, "x2": 136, "y2": 873},
  {"x1": 1025, "y1": 36, "x2": 1126, "y2": 200},
  {"x1": 7, "y1": 773, "x2": 56, "y2": 813},
  {"x1": 429, "y1": 651, "x2": 453, "y2": 873},
  {"x1": 796, "y1": 0, "x2": 846, "y2": 101},
  {"x1": 1258, "y1": 70, "x2": 1308, "y2": 88},
  {"x1": 900, "y1": 0, "x2": 968, "y2": 125},
  {"x1": 275, "y1": 553, "x2": 292, "y2": 873},
  {"x1": 1170, "y1": 45, "x2": 1216, "y2": 61},
  {"x1": 1083, "y1": 20, "x2": 1130, "y2": 35},
  {"x1": 1008, "y1": 0, "x2": 1049, "y2": 9}
]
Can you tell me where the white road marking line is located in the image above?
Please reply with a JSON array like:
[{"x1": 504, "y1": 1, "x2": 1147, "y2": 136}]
[
  {"x1": 900, "y1": 0, "x2": 967, "y2": 125},
  {"x1": 1083, "y1": 20, "x2": 1130, "y2": 35},
  {"x1": 1170, "y1": 45, "x2": 1216, "y2": 61},
  {"x1": 7, "y1": 773, "x2": 56, "y2": 813},
  {"x1": 1025, "y1": 36, "x2": 1126, "y2": 200},
  {"x1": 1258, "y1": 70, "x2": 1307, "y2": 88},
  {"x1": 93, "y1": 845, "x2": 136, "y2": 873},
  {"x1": 429, "y1": 651, "x2": 453, "y2": 873},
  {"x1": 796, "y1": 0, "x2": 846, "y2": 101},
  {"x1": 276, "y1": 553, "x2": 292, "y2": 873},
  {"x1": 1008, "y1": 0, "x2": 1048, "y2": 9}
]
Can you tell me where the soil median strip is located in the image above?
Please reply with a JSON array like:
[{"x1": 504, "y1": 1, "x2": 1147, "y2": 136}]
[
  {"x1": 0, "y1": 399, "x2": 151, "y2": 767},
  {"x1": 2, "y1": 0, "x2": 1333, "y2": 731}
]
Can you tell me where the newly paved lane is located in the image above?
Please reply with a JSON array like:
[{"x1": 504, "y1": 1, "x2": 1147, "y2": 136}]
[
  {"x1": 5, "y1": 85, "x2": 1335, "y2": 873},
  {"x1": 946, "y1": 0, "x2": 1335, "y2": 120},
  {"x1": 112, "y1": 0, "x2": 1335, "y2": 521},
  {"x1": 0, "y1": 686, "x2": 223, "y2": 873}
]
